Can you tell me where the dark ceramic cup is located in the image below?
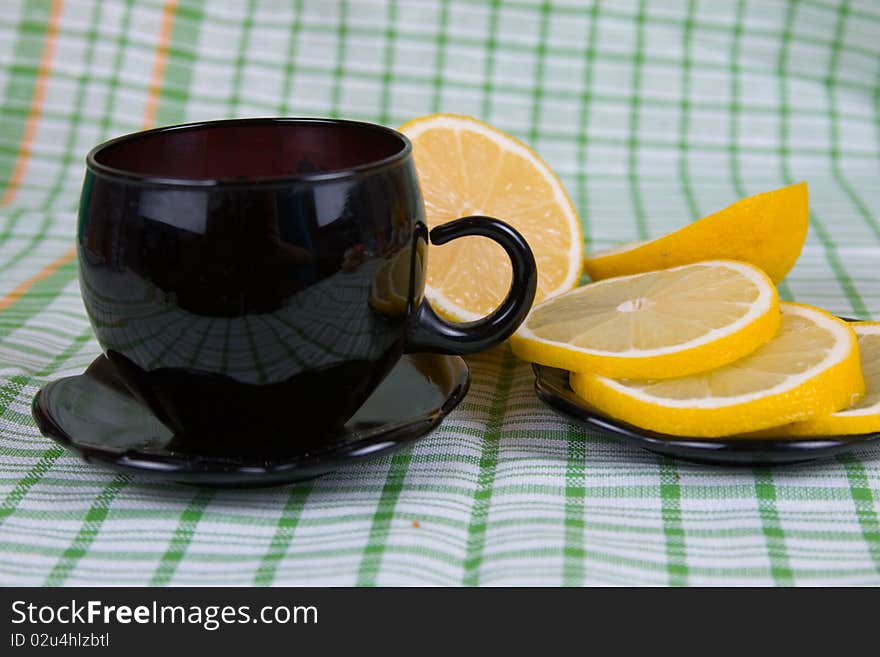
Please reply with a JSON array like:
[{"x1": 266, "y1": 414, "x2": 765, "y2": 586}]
[{"x1": 77, "y1": 118, "x2": 536, "y2": 450}]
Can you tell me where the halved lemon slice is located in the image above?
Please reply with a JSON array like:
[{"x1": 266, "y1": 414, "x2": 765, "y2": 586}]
[
  {"x1": 569, "y1": 303, "x2": 864, "y2": 437},
  {"x1": 400, "y1": 113, "x2": 582, "y2": 321},
  {"x1": 510, "y1": 260, "x2": 780, "y2": 379},
  {"x1": 583, "y1": 182, "x2": 808, "y2": 284},
  {"x1": 758, "y1": 322, "x2": 880, "y2": 436}
]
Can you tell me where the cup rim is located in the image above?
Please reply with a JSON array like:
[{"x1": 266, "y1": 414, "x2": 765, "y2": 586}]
[{"x1": 85, "y1": 117, "x2": 413, "y2": 187}]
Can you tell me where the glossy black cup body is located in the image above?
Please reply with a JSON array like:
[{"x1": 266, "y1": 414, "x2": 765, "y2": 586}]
[{"x1": 78, "y1": 118, "x2": 535, "y2": 450}]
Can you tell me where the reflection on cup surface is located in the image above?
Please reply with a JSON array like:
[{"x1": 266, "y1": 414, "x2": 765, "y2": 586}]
[
  {"x1": 79, "y1": 119, "x2": 425, "y2": 446},
  {"x1": 78, "y1": 118, "x2": 536, "y2": 450}
]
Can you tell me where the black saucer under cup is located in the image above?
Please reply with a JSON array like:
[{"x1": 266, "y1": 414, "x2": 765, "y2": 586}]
[
  {"x1": 32, "y1": 353, "x2": 469, "y2": 487},
  {"x1": 73, "y1": 118, "x2": 537, "y2": 451}
]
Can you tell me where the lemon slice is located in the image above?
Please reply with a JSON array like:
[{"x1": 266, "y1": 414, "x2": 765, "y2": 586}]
[
  {"x1": 511, "y1": 260, "x2": 780, "y2": 379},
  {"x1": 583, "y1": 182, "x2": 808, "y2": 284},
  {"x1": 757, "y1": 322, "x2": 880, "y2": 436},
  {"x1": 569, "y1": 303, "x2": 864, "y2": 437},
  {"x1": 400, "y1": 113, "x2": 582, "y2": 321}
]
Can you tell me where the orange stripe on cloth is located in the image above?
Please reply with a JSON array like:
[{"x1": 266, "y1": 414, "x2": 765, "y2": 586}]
[
  {"x1": 141, "y1": 0, "x2": 179, "y2": 130},
  {"x1": 0, "y1": 245, "x2": 77, "y2": 313},
  {"x1": 1, "y1": 0, "x2": 65, "y2": 207}
]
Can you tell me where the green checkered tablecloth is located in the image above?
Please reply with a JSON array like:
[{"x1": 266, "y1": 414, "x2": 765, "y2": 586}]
[{"x1": 1, "y1": 0, "x2": 879, "y2": 587}]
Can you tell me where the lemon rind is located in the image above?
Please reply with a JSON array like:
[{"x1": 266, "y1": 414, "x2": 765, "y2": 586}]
[
  {"x1": 582, "y1": 182, "x2": 808, "y2": 284},
  {"x1": 751, "y1": 322, "x2": 880, "y2": 436},
  {"x1": 510, "y1": 260, "x2": 781, "y2": 378},
  {"x1": 568, "y1": 304, "x2": 865, "y2": 437},
  {"x1": 579, "y1": 304, "x2": 858, "y2": 408},
  {"x1": 515, "y1": 260, "x2": 776, "y2": 358}
]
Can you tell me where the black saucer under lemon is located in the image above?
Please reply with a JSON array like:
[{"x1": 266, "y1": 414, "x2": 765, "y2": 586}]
[{"x1": 533, "y1": 363, "x2": 880, "y2": 466}]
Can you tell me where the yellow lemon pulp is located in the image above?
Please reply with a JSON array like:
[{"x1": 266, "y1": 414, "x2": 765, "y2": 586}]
[
  {"x1": 400, "y1": 113, "x2": 582, "y2": 321},
  {"x1": 753, "y1": 322, "x2": 880, "y2": 436},
  {"x1": 569, "y1": 303, "x2": 864, "y2": 437},
  {"x1": 511, "y1": 260, "x2": 780, "y2": 379}
]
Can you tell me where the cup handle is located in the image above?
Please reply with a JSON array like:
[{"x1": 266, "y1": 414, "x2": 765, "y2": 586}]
[{"x1": 405, "y1": 215, "x2": 537, "y2": 355}]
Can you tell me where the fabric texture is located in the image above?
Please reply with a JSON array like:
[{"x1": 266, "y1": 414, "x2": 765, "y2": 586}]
[{"x1": 1, "y1": 0, "x2": 879, "y2": 586}]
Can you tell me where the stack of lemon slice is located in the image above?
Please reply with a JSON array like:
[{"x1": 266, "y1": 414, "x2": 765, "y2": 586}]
[
  {"x1": 403, "y1": 113, "x2": 876, "y2": 438},
  {"x1": 509, "y1": 185, "x2": 876, "y2": 438}
]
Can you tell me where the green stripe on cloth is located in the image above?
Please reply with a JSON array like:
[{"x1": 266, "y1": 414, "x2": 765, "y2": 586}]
[
  {"x1": 839, "y1": 454, "x2": 880, "y2": 575},
  {"x1": 527, "y1": 0, "x2": 551, "y2": 146},
  {"x1": 0, "y1": 0, "x2": 102, "y2": 289},
  {"x1": 149, "y1": 489, "x2": 214, "y2": 586},
  {"x1": 778, "y1": 0, "x2": 866, "y2": 318},
  {"x1": 253, "y1": 482, "x2": 314, "y2": 586},
  {"x1": 659, "y1": 459, "x2": 688, "y2": 586},
  {"x1": 278, "y1": 0, "x2": 304, "y2": 116},
  {"x1": 677, "y1": 0, "x2": 700, "y2": 223},
  {"x1": 0, "y1": 325, "x2": 96, "y2": 531},
  {"x1": 44, "y1": 475, "x2": 129, "y2": 587},
  {"x1": 462, "y1": 349, "x2": 515, "y2": 586},
  {"x1": 356, "y1": 451, "x2": 411, "y2": 586},
  {"x1": 480, "y1": 0, "x2": 501, "y2": 119},
  {"x1": 155, "y1": 0, "x2": 205, "y2": 127},
  {"x1": 95, "y1": 0, "x2": 135, "y2": 139},
  {"x1": 0, "y1": 0, "x2": 53, "y2": 197},
  {"x1": 376, "y1": 0, "x2": 398, "y2": 126},
  {"x1": 0, "y1": 257, "x2": 78, "y2": 341},
  {"x1": 429, "y1": 0, "x2": 450, "y2": 114},
  {"x1": 562, "y1": 424, "x2": 586, "y2": 586},
  {"x1": 627, "y1": 0, "x2": 649, "y2": 241},
  {"x1": 728, "y1": 0, "x2": 797, "y2": 302},
  {"x1": 328, "y1": 0, "x2": 349, "y2": 120},
  {"x1": 754, "y1": 469, "x2": 795, "y2": 585},
  {"x1": 727, "y1": 0, "x2": 748, "y2": 205},
  {"x1": 825, "y1": 0, "x2": 880, "y2": 242},
  {"x1": 626, "y1": 0, "x2": 688, "y2": 586},
  {"x1": 0, "y1": 443, "x2": 64, "y2": 525},
  {"x1": 227, "y1": 0, "x2": 256, "y2": 117},
  {"x1": 574, "y1": 0, "x2": 600, "y2": 251}
]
